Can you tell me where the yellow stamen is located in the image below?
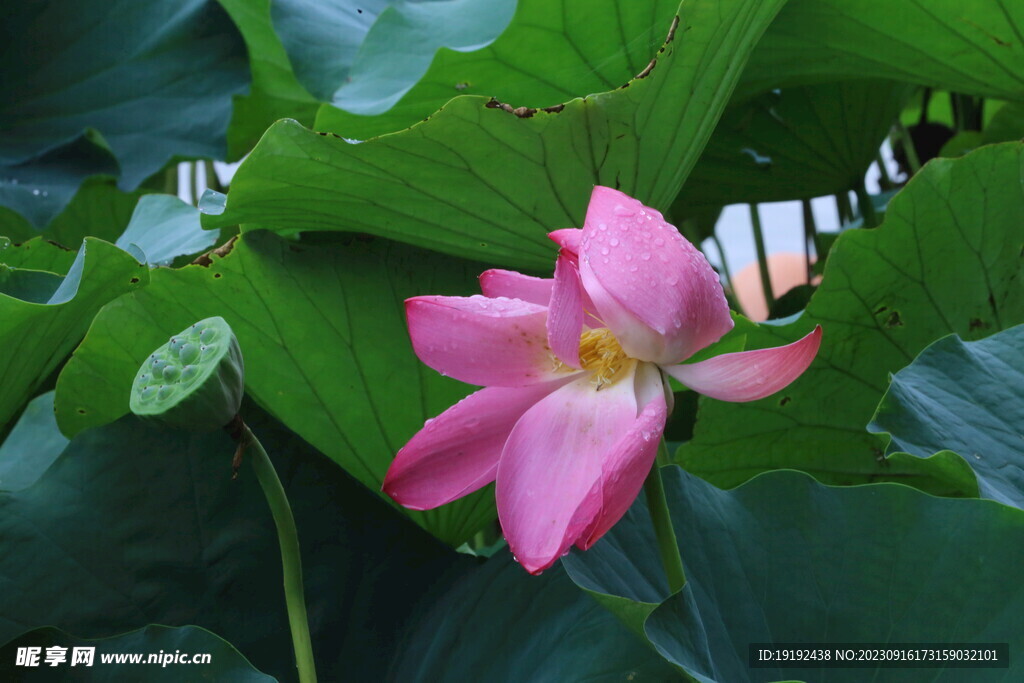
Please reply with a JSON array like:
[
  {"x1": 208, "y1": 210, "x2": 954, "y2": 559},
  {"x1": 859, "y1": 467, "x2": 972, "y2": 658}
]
[{"x1": 551, "y1": 328, "x2": 629, "y2": 389}]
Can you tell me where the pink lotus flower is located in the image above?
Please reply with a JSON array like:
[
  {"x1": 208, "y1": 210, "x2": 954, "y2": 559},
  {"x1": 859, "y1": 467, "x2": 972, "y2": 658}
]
[{"x1": 384, "y1": 186, "x2": 821, "y2": 574}]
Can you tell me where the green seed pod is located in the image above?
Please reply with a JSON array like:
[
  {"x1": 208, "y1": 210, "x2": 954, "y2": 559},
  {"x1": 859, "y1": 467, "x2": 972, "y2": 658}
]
[{"x1": 129, "y1": 316, "x2": 245, "y2": 432}]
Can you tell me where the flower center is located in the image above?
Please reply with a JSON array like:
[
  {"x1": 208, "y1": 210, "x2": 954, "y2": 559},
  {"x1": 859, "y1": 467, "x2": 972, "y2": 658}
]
[{"x1": 577, "y1": 328, "x2": 630, "y2": 389}]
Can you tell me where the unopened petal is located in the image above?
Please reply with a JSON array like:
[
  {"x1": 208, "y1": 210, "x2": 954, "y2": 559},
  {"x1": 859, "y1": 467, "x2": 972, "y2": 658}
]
[
  {"x1": 663, "y1": 325, "x2": 822, "y2": 402},
  {"x1": 548, "y1": 228, "x2": 582, "y2": 254},
  {"x1": 479, "y1": 269, "x2": 553, "y2": 306},
  {"x1": 579, "y1": 186, "x2": 733, "y2": 364},
  {"x1": 406, "y1": 295, "x2": 569, "y2": 387},
  {"x1": 496, "y1": 363, "x2": 642, "y2": 575},
  {"x1": 383, "y1": 382, "x2": 569, "y2": 510},
  {"x1": 547, "y1": 250, "x2": 584, "y2": 368}
]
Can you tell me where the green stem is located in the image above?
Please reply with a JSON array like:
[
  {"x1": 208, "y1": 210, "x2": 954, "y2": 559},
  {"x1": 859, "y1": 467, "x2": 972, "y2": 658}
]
[
  {"x1": 835, "y1": 191, "x2": 853, "y2": 225},
  {"x1": 204, "y1": 160, "x2": 223, "y2": 193},
  {"x1": 193, "y1": 162, "x2": 204, "y2": 207},
  {"x1": 854, "y1": 184, "x2": 878, "y2": 228},
  {"x1": 163, "y1": 167, "x2": 178, "y2": 196},
  {"x1": 243, "y1": 424, "x2": 318, "y2": 683},
  {"x1": 711, "y1": 234, "x2": 735, "y2": 293},
  {"x1": 875, "y1": 152, "x2": 894, "y2": 191},
  {"x1": 800, "y1": 199, "x2": 816, "y2": 284},
  {"x1": 894, "y1": 120, "x2": 921, "y2": 176},
  {"x1": 748, "y1": 204, "x2": 774, "y2": 315},
  {"x1": 644, "y1": 450, "x2": 686, "y2": 594}
]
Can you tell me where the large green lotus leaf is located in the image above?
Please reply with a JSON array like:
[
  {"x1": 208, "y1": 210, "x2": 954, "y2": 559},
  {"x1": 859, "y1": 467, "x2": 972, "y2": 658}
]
[
  {"x1": 218, "y1": 0, "x2": 320, "y2": 159},
  {"x1": 740, "y1": 0, "x2": 1024, "y2": 102},
  {"x1": 330, "y1": 0, "x2": 516, "y2": 118},
  {"x1": 0, "y1": 135, "x2": 119, "y2": 233},
  {"x1": 565, "y1": 467, "x2": 1024, "y2": 682},
  {"x1": 0, "y1": 391, "x2": 68, "y2": 492},
  {"x1": 55, "y1": 230, "x2": 494, "y2": 545},
  {"x1": 676, "y1": 143, "x2": 1024, "y2": 489},
  {"x1": 116, "y1": 195, "x2": 219, "y2": 266},
  {"x1": 0, "y1": 237, "x2": 78, "y2": 274},
  {"x1": 391, "y1": 552, "x2": 682, "y2": 681},
  {"x1": 0, "y1": 238, "x2": 147, "y2": 434},
  {"x1": 271, "y1": 0, "x2": 394, "y2": 102},
  {"x1": 0, "y1": 626, "x2": 272, "y2": 681},
  {"x1": 203, "y1": 0, "x2": 788, "y2": 270},
  {"x1": 869, "y1": 326, "x2": 1024, "y2": 510},
  {"x1": 316, "y1": 0, "x2": 1024, "y2": 141},
  {"x1": 0, "y1": 0, "x2": 248, "y2": 191},
  {"x1": 0, "y1": 176, "x2": 148, "y2": 248},
  {"x1": 675, "y1": 80, "x2": 911, "y2": 210},
  {"x1": 0, "y1": 404, "x2": 463, "y2": 682}
]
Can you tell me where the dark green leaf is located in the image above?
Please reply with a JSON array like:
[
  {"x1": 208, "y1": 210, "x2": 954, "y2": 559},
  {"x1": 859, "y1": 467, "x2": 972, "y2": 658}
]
[
  {"x1": 0, "y1": 0, "x2": 249, "y2": 190},
  {"x1": 0, "y1": 392, "x2": 68, "y2": 492},
  {"x1": 0, "y1": 238, "x2": 147, "y2": 432},
  {"x1": 392, "y1": 553, "x2": 682, "y2": 681},
  {"x1": 218, "y1": 0, "x2": 320, "y2": 159},
  {"x1": 870, "y1": 325, "x2": 1024, "y2": 509},
  {"x1": 676, "y1": 81, "x2": 911, "y2": 209},
  {"x1": 567, "y1": 467, "x2": 1024, "y2": 682},
  {"x1": 315, "y1": 0, "x2": 679, "y2": 139},
  {"x1": 271, "y1": 0, "x2": 393, "y2": 102},
  {"x1": 331, "y1": 0, "x2": 515, "y2": 118},
  {"x1": 55, "y1": 231, "x2": 494, "y2": 545},
  {"x1": 741, "y1": 0, "x2": 1024, "y2": 102},
  {"x1": 0, "y1": 404, "x2": 461, "y2": 682},
  {"x1": 0, "y1": 625, "x2": 273, "y2": 681},
  {"x1": 0, "y1": 135, "x2": 118, "y2": 231},
  {"x1": 206, "y1": 0, "x2": 788, "y2": 270},
  {"x1": 678, "y1": 143, "x2": 1024, "y2": 492}
]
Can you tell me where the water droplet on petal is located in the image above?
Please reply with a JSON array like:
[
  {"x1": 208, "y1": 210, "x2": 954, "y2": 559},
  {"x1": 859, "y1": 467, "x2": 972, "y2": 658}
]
[
  {"x1": 609, "y1": 238, "x2": 619, "y2": 247},
  {"x1": 641, "y1": 252, "x2": 651, "y2": 261}
]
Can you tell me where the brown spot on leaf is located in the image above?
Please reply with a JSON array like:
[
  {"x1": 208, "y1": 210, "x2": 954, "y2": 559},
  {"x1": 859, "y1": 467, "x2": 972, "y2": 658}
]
[
  {"x1": 129, "y1": 277, "x2": 140, "y2": 284},
  {"x1": 884, "y1": 311, "x2": 903, "y2": 328},
  {"x1": 779, "y1": 396, "x2": 791, "y2": 406},
  {"x1": 636, "y1": 59, "x2": 657, "y2": 80},
  {"x1": 969, "y1": 318, "x2": 988, "y2": 331},
  {"x1": 632, "y1": 16, "x2": 680, "y2": 82},
  {"x1": 191, "y1": 236, "x2": 238, "y2": 267},
  {"x1": 486, "y1": 98, "x2": 562, "y2": 118}
]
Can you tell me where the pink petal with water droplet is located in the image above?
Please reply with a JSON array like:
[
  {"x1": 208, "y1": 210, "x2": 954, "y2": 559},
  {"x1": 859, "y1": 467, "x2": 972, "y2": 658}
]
[
  {"x1": 383, "y1": 381, "x2": 570, "y2": 510},
  {"x1": 406, "y1": 295, "x2": 569, "y2": 387},
  {"x1": 547, "y1": 249, "x2": 584, "y2": 368},
  {"x1": 479, "y1": 269, "x2": 553, "y2": 306},
  {"x1": 577, "y1": 363, "x2": 667, "y2": 549},
  {"x1": 548, "y1": 228, "x2": 582, "y2": 255},
  {"x1": 579, "y1": 186, "x2": 733, "y2": 364},
  {"x1": 663, "y1": 326, "x2": 822, "y2": 402},
  {"x1": 496, "y1": 364, "x2": 644, "y2": 575}
]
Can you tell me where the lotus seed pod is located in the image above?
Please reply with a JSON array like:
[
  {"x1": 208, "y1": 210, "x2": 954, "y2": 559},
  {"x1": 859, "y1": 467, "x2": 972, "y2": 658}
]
[
  {"x1": 129, "y1": 316, "x2": 245, "y2": 432},
  {"x1": 178, "y1": 342, "x2": 200, "y2": 364}
]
